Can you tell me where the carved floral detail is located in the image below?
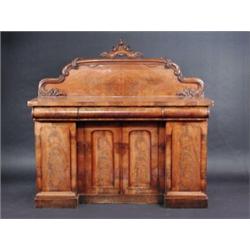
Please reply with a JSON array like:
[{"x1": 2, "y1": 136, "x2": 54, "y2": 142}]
[
  {"x1": 39, "y1": 87, "x2": 66, "y2": 97},
  {"x1": 100, "y1": 39, "x2": 143, "y2": 59},
  {"x1": 38, "y1": 57, "x2": 83, "y2": 97},
  {"x1": 176, "y1": 88, "x2": 199, "y2": 98},
  {"x1": 164, "y1": 58, "x2": 183, "y2": 81},
  {"x1": 162, "y1": 57, "x2": 204, "y2": 97}
]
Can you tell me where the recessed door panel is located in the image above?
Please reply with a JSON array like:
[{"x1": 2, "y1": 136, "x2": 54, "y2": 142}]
[
  {"x1": 77, "y1": 122, "x2": 121, "y2": 194},
  {"x1": 122, "y1": 122, "x2": 162, "y2": 194},
  {"x1": 129, "y1": 130, "x2": 151, "y2": 188},
  {"x1": 35, "y1": 122, "x2": 76, "y2": 192},
  {"x1": 77, "y1": 122, "x2": 165, "y2": 196},
  {"x1": 167, "y1": 122, "x2": 204, "y2": 192},
  {"x1": 92, "y1": 130, "x2": 114, "y2": 188}
]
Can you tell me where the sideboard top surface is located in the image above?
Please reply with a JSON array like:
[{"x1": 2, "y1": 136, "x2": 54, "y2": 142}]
[
  {"x1": 28, "y1": 96, "x2": 213, "y2": 107},
  {"x1": 28, "y1": 39, "x2": 214, "y2": 108}
]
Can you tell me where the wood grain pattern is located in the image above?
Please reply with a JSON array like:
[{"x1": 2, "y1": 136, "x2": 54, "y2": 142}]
[
  {"x1": 174, "y1": 123, "x2": 201, "y2": 191},
  {"x1": 92, "y1": 130, "x2": 114, "y2": 188},
  {"x1": 164, "y1": 122, "x2": 208, "y2": 208},
  {"x1": 35, "y1": 40, "x2": 205, "y2": 99},
  {"x1": 40, "y1": 123, "x2": 71, "y2": 191},
  {"x1": 81, "y1": 123, "x2": 121, "y2": 195},
  {"x1": 38, "y1": 62, "x2": 203, "y2": 97},
  {"x1": 28, "y1": 40, "x2": 213, "y2": 208},
  {"x1": 122, "y1": 123, "x2": 160, "y2": 195},
  {"x1": 77, "y1": 122, "x2": 165, "y2": 199},
  {"x1": 129, "y1": 130, "x2": 151, "y2": 188},
  {"x1": 34, "y1": 122, "x2": 78, "y2": 207}
]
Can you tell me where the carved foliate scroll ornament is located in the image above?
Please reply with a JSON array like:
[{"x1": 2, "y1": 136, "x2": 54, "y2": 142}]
[
  {"x1": 38, "y1": 58, "x2": 81, "y2": 97},
  {"x1": 161, "y1": 57, "x2": 205, "y2": 98},
  {"x1": 176, "y1": 88, "x2": 199, "y2": 98},
  {"x1": 100, "y1": 39, "x2": 143, "y2": 59},
  {"x1": 39, "y1": 87, "x2": 66, "y2": 97}
]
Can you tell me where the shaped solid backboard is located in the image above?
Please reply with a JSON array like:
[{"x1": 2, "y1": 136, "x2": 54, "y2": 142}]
[{"x1": 38, "y1": 39, "x2": 205, "y2": 98}]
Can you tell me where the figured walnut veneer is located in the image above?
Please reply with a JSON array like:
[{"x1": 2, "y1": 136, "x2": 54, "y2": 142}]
[{"x1": 28, "y1": 40, "x2": 214, "y2": 208}]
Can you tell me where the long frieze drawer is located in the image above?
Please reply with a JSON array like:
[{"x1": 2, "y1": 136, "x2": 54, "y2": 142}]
[
  {"x1": 32, "y1": 107, "x2": 209, "y2": 120},
  {"x1": 32, "y1": 107, "x2": 78, "y2": 119},
  {"x1": 78, "y1": 107, "x2": 162, "y2": 118}
]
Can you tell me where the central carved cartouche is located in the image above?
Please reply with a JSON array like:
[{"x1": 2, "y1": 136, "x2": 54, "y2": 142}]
[{"x1": 100, "y1": 39, "x2": 143, "y2": 59}]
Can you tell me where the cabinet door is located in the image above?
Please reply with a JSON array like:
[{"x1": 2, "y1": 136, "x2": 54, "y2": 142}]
[
  {"x1": 78, "y1": 122, "x2": 121, "y2": 194},
  {"x1": 122, "y1": 122, "x2": 164, "y2": 194},
  {"x1": 35, "y1": 122, "x2": 77, "y2": 192},
  {"x1": 166, "y1": 122, "x2": 207, "y2": 192}
]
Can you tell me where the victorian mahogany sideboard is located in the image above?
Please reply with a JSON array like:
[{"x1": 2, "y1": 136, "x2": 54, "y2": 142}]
[{"x1": 27, "y1": 40, "x2": 214, "y2": 208}]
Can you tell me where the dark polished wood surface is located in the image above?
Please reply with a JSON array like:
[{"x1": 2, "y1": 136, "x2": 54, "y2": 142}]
[{"x1": 28, "y1": 40, "x2": 213, "y2": 208}]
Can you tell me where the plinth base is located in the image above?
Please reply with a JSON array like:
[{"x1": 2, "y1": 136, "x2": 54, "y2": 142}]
[
  {"x1": 164, "y1": 191, "x2": 208, "y2": 208},
  {"x1": 35, "y1": 192, "x2": 78, "y2": 208}
]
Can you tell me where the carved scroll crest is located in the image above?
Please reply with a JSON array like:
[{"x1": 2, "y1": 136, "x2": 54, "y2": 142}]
[{"x1": 100, "y1": 39, "x2": 143, "y2": 59}]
